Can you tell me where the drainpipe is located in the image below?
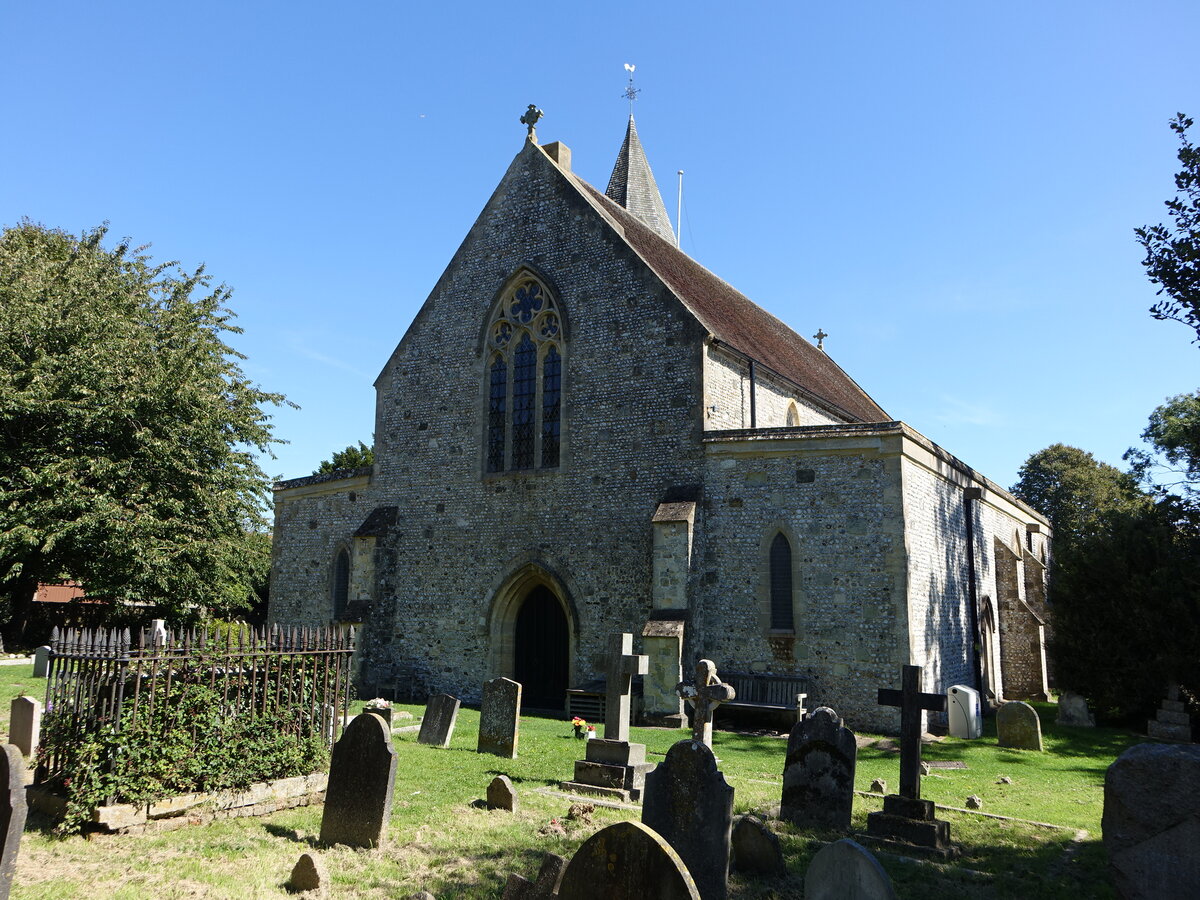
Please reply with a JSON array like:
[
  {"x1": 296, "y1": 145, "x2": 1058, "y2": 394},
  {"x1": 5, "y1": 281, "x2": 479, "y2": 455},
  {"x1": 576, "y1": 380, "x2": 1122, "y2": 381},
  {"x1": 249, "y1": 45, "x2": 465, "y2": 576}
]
[
  {"x1": 964, "y1": 486, "x2": 984, "y2": 695},
  {"x1": 748, "y1": 360, "x2": 757, "y2": 429}
]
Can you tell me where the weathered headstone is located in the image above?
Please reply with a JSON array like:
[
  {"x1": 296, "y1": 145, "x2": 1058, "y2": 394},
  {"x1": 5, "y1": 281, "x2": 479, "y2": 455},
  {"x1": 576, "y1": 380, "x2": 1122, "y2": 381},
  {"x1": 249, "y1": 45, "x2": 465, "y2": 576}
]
[
  {"x1": 642, "y1": 740, "x2": 733, "y2": 900},
  {"x1": 288, "y1": 851, "x2": 328, "y2": 892},
  {"x1": 730, "y1": 815, "x2": 786, "y2": 877},
  {"x1": 1147, "y1": 684, "x2": 1193, "y2": 742},
  {"x1": 487, "y1": 774, "x2": 516, "y2": 812},
  {"x1": 31, "y1": 647, "x2": 50, "y2": 679},
  {"x1": 8, "y1": 697, "x2": 40, "y2": 758},
  {"x1": 557, "y1": 820, "x2": 700, "y2": 900},
  {"x1": 865, "y1": 665, "x2": 952, "y2": 855},
  {"x1": 477, "y1": 677, "x2": 521, "y2": 758},
  {"x1": 780, "y1": 706, "x2": 857, "y2": 831},
  {"x1": 1056, "y1": 691, "x2": 1095, "y2": 728},
  {"x1": 675, "y1": 659, "x2": 736, "y2": 749},
  {"x1": 0, "y1": 744, "x2": 28, "y2": 900},
  {"x1": 805, "y1": 838, "x2": 897, "y2": 900},
  {"x1": 561, "y1": 634, "x2": 655, "y2": 801},
  {"x1": 502, "y1": 852, "x2": 566, "y2": 900},
  {"x1": 319, "y1": 711, "x2": 397, "y2": 848},
  {"x1": 997, "y1": 700, "x2": 1043, "y2": 751},
  {"x1": 1103, "y1": 742, "x2": 1200, "y2": 900},
  {"x1": 416, "y1": 693, "x2": 460, "y2": 748}
]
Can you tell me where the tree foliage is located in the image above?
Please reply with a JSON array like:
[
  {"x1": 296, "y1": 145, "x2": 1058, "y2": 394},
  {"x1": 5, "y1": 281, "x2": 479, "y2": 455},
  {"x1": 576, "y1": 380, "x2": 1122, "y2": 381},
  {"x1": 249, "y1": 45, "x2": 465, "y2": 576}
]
[
  {"x1": 313, "y1": 440, "x2": 374, "y2": 475},
  {"x1": 1125, "y1": 390, "x2": 1200, "y2": 498},
  {"x1": 1010, "y1": 443, "x2": 1147, "y2": 554},
  {"x1": 1136, "y1": 113, "x2": 1200, "y2": 343},
  {"x1": 0, "y1": 222, "x2": 285, "y2": 633}
]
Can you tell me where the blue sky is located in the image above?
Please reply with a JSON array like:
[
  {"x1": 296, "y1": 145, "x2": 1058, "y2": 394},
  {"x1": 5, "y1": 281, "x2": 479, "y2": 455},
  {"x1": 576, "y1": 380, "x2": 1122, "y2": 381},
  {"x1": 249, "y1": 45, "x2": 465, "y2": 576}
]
[{"x1": 4, "y1": 2, "x2": 1197, "y2": 490}]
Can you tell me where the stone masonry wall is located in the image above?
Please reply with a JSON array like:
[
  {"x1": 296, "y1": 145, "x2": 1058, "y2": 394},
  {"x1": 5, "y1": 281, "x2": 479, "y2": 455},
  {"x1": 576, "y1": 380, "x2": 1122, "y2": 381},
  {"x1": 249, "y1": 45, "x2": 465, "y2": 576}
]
[{"x1": 703, "y1": 344, "x2": 844, "y2": 430}]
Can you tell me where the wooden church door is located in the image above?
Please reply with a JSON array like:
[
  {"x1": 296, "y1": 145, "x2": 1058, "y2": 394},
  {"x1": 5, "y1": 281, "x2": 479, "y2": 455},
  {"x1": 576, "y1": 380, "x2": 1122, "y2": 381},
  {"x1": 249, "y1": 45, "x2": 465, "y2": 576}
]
[{"x1": 513, "y1": 585, "x2": 568, "y2": 711}]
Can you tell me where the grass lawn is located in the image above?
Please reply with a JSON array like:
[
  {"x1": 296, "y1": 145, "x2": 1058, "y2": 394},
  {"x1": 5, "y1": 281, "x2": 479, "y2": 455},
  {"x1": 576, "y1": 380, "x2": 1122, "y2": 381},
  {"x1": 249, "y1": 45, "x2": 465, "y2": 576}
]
[{"x1": 0, "y1": 664, "x2": 1150, "y2": 899}]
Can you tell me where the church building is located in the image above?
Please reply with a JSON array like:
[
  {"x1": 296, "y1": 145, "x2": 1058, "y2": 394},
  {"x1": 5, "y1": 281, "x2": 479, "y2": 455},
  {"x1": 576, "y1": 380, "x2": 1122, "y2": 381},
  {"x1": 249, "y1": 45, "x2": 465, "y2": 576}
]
[{"x1": 268, "y1": 111, "x2": 1051, "y2": 733}]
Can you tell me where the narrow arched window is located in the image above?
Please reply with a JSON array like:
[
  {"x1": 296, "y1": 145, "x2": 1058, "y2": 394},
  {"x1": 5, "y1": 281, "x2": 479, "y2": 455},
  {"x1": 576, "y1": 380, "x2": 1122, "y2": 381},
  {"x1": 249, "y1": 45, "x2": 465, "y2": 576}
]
[
  {"x1": 483, "y1": 274, "x2": 565, "y2": 473},
  {"x1": 332, "y1": 549, "x2": 350, "y2": 619},
  {"x1": 769, "y1": 533, "x2": 794, "y2": 630},
  {"x1": 786, "y1": 403, "x2": 800, "y2": 426}
]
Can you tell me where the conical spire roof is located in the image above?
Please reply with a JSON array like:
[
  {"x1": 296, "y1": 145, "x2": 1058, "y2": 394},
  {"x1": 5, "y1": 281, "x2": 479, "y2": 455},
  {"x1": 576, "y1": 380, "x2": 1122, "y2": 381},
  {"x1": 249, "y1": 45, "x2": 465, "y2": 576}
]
[{"x1": 605, "y1": 116, "x2": 676, "y2": 243}]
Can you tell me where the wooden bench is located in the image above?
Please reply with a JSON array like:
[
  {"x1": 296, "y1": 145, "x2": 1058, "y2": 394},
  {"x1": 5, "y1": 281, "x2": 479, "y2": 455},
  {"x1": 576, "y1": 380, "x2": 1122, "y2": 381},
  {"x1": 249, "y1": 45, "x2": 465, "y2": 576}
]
[{"x1": 721, "y1": 672, "x2": 809, "y2": 723}]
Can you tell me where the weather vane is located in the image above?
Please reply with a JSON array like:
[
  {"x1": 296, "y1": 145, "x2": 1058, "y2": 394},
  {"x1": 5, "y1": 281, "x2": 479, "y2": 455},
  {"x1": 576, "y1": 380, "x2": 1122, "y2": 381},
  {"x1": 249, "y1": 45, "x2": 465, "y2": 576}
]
[{"x1": 622, "y1": 63, "x2": 640, "y2": 116}]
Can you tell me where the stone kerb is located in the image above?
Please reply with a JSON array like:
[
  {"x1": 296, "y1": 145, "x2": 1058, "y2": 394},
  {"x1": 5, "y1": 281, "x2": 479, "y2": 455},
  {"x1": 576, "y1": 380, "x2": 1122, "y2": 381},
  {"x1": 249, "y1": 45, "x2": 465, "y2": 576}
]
[
  {"x1": 1103, "y1": 742, "x2": 1200, "y2": 900},
  {"x1": 780, "y1": 706, "x2": 856, "y2": 831},
  {"x1": 997, "y1": 700, "x2": 1043, "y2": 751}
]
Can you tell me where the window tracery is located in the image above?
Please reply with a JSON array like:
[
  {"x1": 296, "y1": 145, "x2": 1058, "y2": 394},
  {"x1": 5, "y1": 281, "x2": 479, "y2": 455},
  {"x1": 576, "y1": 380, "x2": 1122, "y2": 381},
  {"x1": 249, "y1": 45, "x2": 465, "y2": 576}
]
[{"x1": 485, "y1": 275, "x2": 564, "y2": 473}]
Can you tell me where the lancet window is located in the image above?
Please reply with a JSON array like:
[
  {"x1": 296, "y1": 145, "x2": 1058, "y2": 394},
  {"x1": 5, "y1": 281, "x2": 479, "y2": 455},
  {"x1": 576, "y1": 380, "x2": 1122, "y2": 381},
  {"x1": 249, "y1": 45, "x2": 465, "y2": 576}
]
[
  {"x1": 484, "y1": 276, "x2": 565, "y2": 472},
  {"x1": 769, "y1": 532, "x2": 795, "y2": 630}
]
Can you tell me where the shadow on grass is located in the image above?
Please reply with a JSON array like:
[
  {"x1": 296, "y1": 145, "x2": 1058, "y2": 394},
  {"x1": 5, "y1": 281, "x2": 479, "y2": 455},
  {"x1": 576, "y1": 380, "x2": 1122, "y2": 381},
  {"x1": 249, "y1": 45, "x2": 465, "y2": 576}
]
[{"x1": 263, "y1": 822, "x2": 320, "y2": 848}]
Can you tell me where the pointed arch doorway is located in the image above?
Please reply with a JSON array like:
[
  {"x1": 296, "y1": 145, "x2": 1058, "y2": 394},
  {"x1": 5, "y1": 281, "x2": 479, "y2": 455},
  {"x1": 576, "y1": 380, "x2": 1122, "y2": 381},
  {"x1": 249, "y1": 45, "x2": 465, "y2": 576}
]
[{"x1": 514, "y1": 585, "x2": 569, "y2": 710}]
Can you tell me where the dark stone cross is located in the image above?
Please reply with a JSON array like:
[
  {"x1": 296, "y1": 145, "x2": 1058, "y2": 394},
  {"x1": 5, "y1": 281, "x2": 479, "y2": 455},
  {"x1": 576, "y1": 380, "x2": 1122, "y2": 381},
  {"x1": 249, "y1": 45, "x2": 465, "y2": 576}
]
[
  {"x1": 605, "y1": 633, "x2": 648, "y2": 743},
  {"x1": 677, "y1": 659, "x2": 736, "y2": 748},
  {"x1": 877, "y1": 664, "x2": 946, "y2": 800}
]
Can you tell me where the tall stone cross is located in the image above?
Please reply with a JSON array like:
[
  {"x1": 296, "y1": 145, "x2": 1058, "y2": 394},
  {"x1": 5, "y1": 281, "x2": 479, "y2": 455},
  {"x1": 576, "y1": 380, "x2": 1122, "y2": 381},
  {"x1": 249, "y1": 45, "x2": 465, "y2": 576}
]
[
  {"x1": 877, "y1": 664, "x2": 946, "y2": 800},
  {"x1": 604, "y1": 633, "x2": 648, "y2": 743},
  {"x1": 676, "y1": 659, "x2": 736, "y2": 748}
]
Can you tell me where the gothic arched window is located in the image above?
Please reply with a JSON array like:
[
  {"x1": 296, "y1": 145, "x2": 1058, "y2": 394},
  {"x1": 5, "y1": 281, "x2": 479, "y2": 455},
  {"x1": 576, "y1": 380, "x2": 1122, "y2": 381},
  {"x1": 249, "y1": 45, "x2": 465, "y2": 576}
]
[
  {"x1": 332, "y1": 548, "x2": 350, "y2": 619},
  {"x1": 769, "y1": 533, "x2": 795, "y2": 630},
  {"x1": 484, "y1": 275, "x2": 565, "y2": 473}
]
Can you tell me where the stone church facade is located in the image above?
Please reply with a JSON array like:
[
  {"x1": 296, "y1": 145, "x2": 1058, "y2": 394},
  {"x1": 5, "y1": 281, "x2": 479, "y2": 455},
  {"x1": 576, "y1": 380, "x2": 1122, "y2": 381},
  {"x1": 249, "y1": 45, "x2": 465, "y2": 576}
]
[{"x1": 269, "y1": 117, "x2": 1051, "y2": 733}]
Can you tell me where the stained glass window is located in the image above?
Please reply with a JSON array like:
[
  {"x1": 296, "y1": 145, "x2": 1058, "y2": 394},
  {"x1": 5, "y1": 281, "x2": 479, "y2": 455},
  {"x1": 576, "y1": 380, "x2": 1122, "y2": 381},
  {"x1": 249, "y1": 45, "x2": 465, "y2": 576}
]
[
  {"x1": 512, "y1": 334, "x2": 536, "y2": 468},
  {"x1": 487, "y1": 355, "x2": 507, "y2": 472},
  {"x1": 542, "y1": 346, "x2": 561, "y2": 467},
  {"x1": 769, "y1": 533, "x2": 794, "y2": 630}
]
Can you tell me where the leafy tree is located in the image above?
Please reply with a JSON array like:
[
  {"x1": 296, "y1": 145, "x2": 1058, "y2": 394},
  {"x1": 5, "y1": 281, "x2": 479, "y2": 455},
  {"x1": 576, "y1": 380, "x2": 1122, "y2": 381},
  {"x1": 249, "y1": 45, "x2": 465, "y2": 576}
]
[
  {"x1": 0, "y1": 222, "x2": 286, "y2": 639},
  {"x1": 313, "y1": 440, "x2": 374, "y2": 475},
  {"x1": 1126, "y1": 390, "x2": 1200, "y2": 498},
  {"x1": 1010, "y1": 443, "x2": 1148, "y2": 554},
  {"x1": 1136, "y1": 113, "x2": 1200, "y2": 343}
]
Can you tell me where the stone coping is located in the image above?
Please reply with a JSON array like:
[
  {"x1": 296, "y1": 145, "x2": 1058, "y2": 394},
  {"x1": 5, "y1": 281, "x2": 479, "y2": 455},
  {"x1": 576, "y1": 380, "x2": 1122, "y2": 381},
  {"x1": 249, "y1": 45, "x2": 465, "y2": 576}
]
[{"x1": 28, "y1": 772, "x2": 328, "y2": 835}]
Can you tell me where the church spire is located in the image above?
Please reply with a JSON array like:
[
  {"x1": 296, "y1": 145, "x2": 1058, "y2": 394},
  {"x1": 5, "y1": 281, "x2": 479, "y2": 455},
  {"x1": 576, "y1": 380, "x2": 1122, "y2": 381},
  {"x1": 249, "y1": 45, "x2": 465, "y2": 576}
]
[{"x1": 604, "y1": 115, "x2": 676, "y2": 244}]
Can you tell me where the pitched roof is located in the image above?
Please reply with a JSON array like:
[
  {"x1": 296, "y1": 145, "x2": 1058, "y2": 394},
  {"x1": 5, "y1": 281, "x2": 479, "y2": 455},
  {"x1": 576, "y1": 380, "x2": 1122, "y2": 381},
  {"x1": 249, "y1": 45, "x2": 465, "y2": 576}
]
[
  {"x1": 573, "y1": 172, "x2": 889, "y2": 423},
  {"x1": 604, "y1": 116, "x2": 676, "y2": 244}
]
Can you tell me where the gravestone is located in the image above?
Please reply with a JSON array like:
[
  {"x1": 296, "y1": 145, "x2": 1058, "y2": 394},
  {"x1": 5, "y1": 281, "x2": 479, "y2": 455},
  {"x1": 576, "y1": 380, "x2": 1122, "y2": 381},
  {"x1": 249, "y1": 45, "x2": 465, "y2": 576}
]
[
  {"x1": 31, "y1": 647, "x2": 50, "y2": 679},
  {"x1": 477, "y1": 677, "x2": 521, "y2": 758},
  {"x1": 8, "y1": 697, "x2": 40, "y2": 757},
  {"x1": 643, "y1": 740, "x2": 733, "y2": 900},
  {"x1": 319, "y1": 712, "x2": 397, "y2": 848},
  {"x1": 1147, "y1": 684, "x2": 1193, "y2": 742},
  {"x1": 557, "y1": 820, "x2": 699, "y2": 900},
  {"x1": 0, "y1": 744, "x2": 27, "y2": 900},
  {"x1": 1056, "y1": 691, "x2": 1095, "y2": 728},
  {"x1": 288, "y1": 851, "x2": 328, "y2": 892},
  {"x1": 487, "y1": 774, "x2": 516, "y2": 812},
  {"x1": 675, "y1": 659, "x2": 736, "y2": 749},
  {"x1": 561, "y1": 634, "x2": 655, "y2": 801},
  {"x1": 997, "y1": 701, "x2": 1043, "y2": 751},
  {"x1": 780, "y1": 706, "x2": 857, "y2": 831},
  {"x1": 416, "y1": 693, "x2": 460, "y2": 748},
  {"x1": 805, "y1": 838, "x2": 897, "y2": 900},
  {"x1": 730, "y1": 815, "x2": 785, "y2": 877},
  {"x1": 1103, "y1": 742, "x2": 1200, "y2": 900},
  {"x1": 865, "y1": 665, "x2": 952, "y2": 855},
  {"x1": 502, "y1": 852, "x2": 567, "y2": 900}
]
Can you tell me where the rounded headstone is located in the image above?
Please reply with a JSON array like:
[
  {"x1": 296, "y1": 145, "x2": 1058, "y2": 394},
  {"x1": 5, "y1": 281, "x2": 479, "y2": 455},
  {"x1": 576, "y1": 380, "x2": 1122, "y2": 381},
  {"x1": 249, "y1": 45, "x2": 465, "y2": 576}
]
[
  {"x1": 781, "y1": 706, "x2": 857, "y2": 831},
  {"x1": 805, "y1": 838, "x2": 897, "y2": 900},
  {"x1": 558, "y1": 821, "x2": 699, "y2": 900},
  {"x1": 730, "y1": 815, "x2": 786, "y2": 877},
  {"x1": 1056, "y1": 691, "x2": 1095, "y2": 728},
  {"x1": 487, "y1": 774, "x2": 517, "y2": 812},
  {"x1": 289, "y1": 851, "x2": 327, "y2": 892},
  {"x1": 996, "y1": 701, "x2": 1043, "y2": 751}
]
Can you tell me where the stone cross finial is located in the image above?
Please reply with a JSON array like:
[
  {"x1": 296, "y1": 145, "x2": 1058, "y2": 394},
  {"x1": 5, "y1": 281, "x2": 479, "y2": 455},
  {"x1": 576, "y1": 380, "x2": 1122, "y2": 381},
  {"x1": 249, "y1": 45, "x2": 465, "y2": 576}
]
[
  {"x1": 813, "y1": 329, "x2": 828, "y2": 351},
  {"x1": 877, "y1": 664, "x2": 946, "y2": 800},
  {"x1": 676, "y1": 659, "x2": 736, "y2": 748},
  {"x1": 520, "y1": 104, "x2": 544, "y2": 143},
  {"x1": 605, "y1": 633, "x2": 648, "y2": 742}
]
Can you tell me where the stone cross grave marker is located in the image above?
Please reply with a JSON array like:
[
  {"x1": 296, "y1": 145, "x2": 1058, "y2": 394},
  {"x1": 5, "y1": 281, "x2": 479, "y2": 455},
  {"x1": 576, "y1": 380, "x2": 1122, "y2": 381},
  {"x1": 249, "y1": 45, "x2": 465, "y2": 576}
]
[
  {"x1": 676, "y1": 659, "x2": 736, "y2": 749},
  {"x1": 0, "y1": 744, "x2": 27, "y2": 900},
  {"x1": 319, "y1": 712, "x2": 397, "y2": 849},
  {"x1": 997, "y1": 700, "x2": 1043, "y2": 751},
  {"x1": 416, "y1": 693, "x2": 460, "y2": 748},
  {"x1": 876, "y1": 664, "x2": 945, "y2": 801},
  {"x1": 8, "y1": 697, "x2": 40, "y2": 758},
  {"x1": 478, "y1": 676, "x2": 522, "y2": 758},
  {"x1": 557, "y1": 820, "x2": 700, "y2": 900},
  {"x1": 780, "y1": 706, "x2": 857, "y2": 831},
  {"x1": 605, "y1": 633, "x2": 648, "y2": 743},
  {"x1": 643, "y1": 739, "x2": 734, "y2": 900}
]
